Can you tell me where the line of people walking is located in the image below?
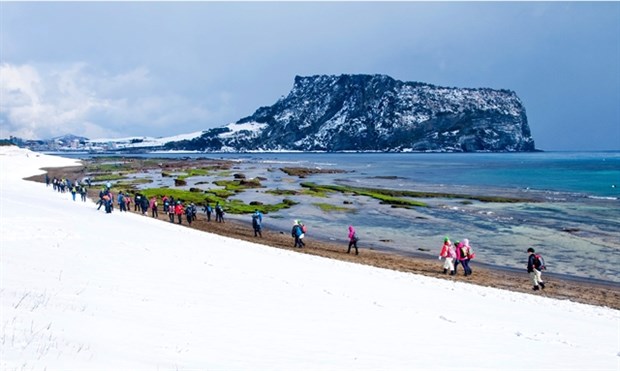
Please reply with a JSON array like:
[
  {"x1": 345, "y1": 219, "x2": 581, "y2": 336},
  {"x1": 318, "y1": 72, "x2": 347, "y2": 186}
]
[{"x1": 44, "y1": 178, "x2": 547, "y2": 292}]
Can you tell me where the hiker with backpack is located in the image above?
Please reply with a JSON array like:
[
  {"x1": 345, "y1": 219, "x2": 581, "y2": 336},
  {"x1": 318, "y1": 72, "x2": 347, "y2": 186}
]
[
  {"x1": 185, "y1": 204, "x2": 194, "y2": 226},
  {"x1": 456, "y1": 239, "x2": 475, "y2": 276},
  {"x1": 252, "y1": 209, "x2": 263, "y2": 237},
  {"x1": 527, "y1": 247, "x2": 546, "y2": 291},
  {"x1": 79, "y1": 185, "x2": 87, "y2": 202},
  {"x1": 291, "y1": 220, "x2": 305, "y2": 248},
  {"x1": 162, "y1": 196, "x2": 169, "y2": 213},
  {"x1": 118, "y1": 192, "x2": 126, "y2": 212},
  {"x1": 175, "y1": 201, "x2": 184, "y2": 224},
  {"x1": 347, "y1": 225, "x2": 359, "y2": 255},
  {"x1": 215, "y1": 203, "x2": 225, "y2": 223},
  {"x1": 140, "y1": 195, "x2": 149, "y2": 215}
]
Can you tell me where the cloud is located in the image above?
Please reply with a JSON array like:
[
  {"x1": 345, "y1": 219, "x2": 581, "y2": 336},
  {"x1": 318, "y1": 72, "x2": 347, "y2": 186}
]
[{"x1": 0, "y1": 62, "x2": 214, "y2": 140}]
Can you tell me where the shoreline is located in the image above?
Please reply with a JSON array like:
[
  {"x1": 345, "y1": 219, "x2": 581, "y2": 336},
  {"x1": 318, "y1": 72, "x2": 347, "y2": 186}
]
[{"x1": 29, "y1": 163, "x2": 620, "y2": 310}]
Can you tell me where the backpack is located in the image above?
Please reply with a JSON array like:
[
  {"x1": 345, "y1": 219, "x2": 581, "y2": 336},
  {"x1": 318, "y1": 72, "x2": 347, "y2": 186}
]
[
  {"x1": 534, "y1": 254, "x2": 546, "y2": 270},
  {"x1": 301, "y1": 224, "x2": 307, "y2": 233}
]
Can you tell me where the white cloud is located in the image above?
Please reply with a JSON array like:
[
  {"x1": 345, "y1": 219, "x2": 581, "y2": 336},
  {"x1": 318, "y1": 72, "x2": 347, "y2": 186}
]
[{"x1": 0, "y1": 63, "x2": 213, "y2": 140}]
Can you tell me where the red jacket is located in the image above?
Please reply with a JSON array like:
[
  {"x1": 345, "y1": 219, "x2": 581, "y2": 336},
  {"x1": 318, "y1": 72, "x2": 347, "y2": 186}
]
[{"x1": 175, "y1": 204, "x2": 184, "y2": 215}]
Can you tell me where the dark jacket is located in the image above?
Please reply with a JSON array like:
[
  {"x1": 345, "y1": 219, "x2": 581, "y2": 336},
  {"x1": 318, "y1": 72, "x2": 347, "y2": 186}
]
[{"x1": 527, "y1": 254, "x2": 538, "y2": 273}]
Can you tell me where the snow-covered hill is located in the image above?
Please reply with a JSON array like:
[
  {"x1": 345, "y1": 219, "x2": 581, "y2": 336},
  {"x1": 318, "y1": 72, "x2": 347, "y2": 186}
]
[
  {"x1": 1, "y1": 147, "x2": 616, "y2": 370},
  {"x1": 86, "y1": 130, "x2": 205, "y2": 150}
]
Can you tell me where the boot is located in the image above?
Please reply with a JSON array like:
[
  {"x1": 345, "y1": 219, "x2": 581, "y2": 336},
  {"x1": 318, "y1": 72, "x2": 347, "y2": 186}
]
[
  {"x1": 450, "y1": 271, "x2": 455, "y2": 275},
  {"x1": 532, "y1": 285, "x2": 540, "y2": 291},
  {"x1": 539, "y1": 282, "x2": 545, "y2": 290},
  {"x1": 443, "y1": 268, "x2": 448, "y2": 274}
]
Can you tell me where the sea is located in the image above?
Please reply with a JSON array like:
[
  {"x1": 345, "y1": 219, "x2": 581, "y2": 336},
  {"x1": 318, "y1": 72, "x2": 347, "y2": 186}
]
[{"x1": 57, "y1": 151, "x2": 620, "y2": 285}]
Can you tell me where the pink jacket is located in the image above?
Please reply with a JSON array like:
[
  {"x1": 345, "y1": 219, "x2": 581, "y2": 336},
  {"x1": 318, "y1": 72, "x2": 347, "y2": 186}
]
[
  {"x1": 456, "y1": 240, "x2": 474, "y2": 261},
  {"x1": 440, "y1": 242, "x2": 456, "y2": 259},
  {"x1": 348, "y1": 225, "x2": 356, "y2": 241}
]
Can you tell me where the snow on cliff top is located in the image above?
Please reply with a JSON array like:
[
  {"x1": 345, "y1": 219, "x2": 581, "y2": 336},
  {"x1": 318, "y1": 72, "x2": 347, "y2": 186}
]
[{"x1": 1, "y1": 146, "x2": 618, "y2": 370}]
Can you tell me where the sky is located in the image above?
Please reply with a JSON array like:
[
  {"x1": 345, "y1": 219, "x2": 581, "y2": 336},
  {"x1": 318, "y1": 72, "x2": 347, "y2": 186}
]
[
  {"x1": 1, "y1": 146, "x2": 619, "y2": 369},
  {"x1": 0, "y1": 2, "x2": 619, "y2": 151}
]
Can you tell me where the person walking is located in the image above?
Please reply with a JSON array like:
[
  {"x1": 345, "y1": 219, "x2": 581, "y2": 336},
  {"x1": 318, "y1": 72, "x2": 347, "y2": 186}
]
[
  {"x1": 140, "y1": 195, "x2": 149, "y2": 215},
  {"x1": 456, "y1": 239, "x2": 474, "y2": 276},
  {"x1": 168, "y1": 202, "x2": 175, "y2": 223},
  {"x1": 150, "y1": 196, "x2": 158, "y2": 218},
  {"x1": 134, "y1": 194, "x2": 141, "y2": 212},
  {"x1": 439, "y1": 237, "x2": 456, "y2": 275},
  {"x1": 175, "y1": 201, "x2": 184, "y2": 224},
  {"x1": 204, "y1": 203, "x2": 212, "y2": 222},
  {"x1": 215, "y1": 203, "x2": 225, "y2": 223},
  {"x1": 347, "y1": 225, "x2": 359, "y2": 255},
  {"x1": 118, "y1": 192, "x2": 126, "y2": 212},
  {"x1": 185, "y1": 204, "x2": 193, "y2": 226},
  {"x1": 252, "y1": 209, "x2": 263, "y2": 237},
  {"x1": 189, "y1": 203, "x2": 197, "y2": 222},
  {"x1": 79, "y1": 185, "x2": 87, "y2": 202},
  {"x1": 163, "y1": 196, "x2": 169, "y2": 214},
  {"x1": 291, "y1": 220, "x2": 305, "y2": 248},
  {"x1": 527, "y1": 247, "x2": 546, "y2": 291},
  {"x1": 103, "y1": 193, "x2": 112, "y2": 214}
]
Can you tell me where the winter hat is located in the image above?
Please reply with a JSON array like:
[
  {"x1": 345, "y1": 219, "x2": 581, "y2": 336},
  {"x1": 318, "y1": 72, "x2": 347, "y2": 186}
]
[
  {"x1": 294, "y1": 219, "x2": 299, "y2": 225},
  {"x1": 463, "y1": 239, "x2": 470, "y2": 247},
  {"x1": 444, "y1": 236, "x2": 450, "y2": 242},
  {"x1": 527, "y1": 247, "x2": 535, "y2": 253}
]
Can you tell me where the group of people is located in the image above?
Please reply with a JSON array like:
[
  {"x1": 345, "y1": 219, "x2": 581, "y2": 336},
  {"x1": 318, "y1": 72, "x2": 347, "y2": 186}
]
[
  {"x1": 165, "y1": 200, "x2": 197, "y2": 225},
  {"x1": 45, "y1": 176, "x2": 548, "y2": 291},
  {"x1": 100, "y1": 190, "x2": 228, "y2": 228},
  {"x1": 438, "y1": 236, "x2": 547, "y2": 290},
  {"x1": 94, "y1": 188, "x2": 200, "y2": 224},
  {"x1": 49, "y1": 176, "x2": 88, "y2": 202},
  {"x1": 438, "y1": 237, "x2": 476, "y2": 276}
]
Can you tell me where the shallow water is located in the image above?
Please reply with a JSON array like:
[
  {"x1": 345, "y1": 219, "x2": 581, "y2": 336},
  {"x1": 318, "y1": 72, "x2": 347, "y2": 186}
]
[{"x1": 62, "y1": 151, "x2": 620, "y2": 284}]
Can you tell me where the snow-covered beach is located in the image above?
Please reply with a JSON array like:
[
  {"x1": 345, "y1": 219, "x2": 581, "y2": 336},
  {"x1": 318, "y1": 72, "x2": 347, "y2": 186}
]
[{"x1": 1, "y1": 146, "x2": 618, "y2": 370}]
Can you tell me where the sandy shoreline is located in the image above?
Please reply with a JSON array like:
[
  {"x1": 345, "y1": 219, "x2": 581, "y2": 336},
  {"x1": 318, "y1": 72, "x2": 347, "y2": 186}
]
[{"x1": 31, "y1": 163, "x2": 620, "y2": 310}]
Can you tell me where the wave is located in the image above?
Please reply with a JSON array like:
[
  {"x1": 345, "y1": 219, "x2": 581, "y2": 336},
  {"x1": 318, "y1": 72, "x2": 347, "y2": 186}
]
[{"x1": 588, "y1": 195, "x2": 619, "y2": 201}]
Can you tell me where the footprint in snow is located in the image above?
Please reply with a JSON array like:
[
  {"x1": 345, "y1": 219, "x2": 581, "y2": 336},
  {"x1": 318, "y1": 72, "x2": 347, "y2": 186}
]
[{"x1": 439, "y1": 315, "x2": 455, "y2": 323}]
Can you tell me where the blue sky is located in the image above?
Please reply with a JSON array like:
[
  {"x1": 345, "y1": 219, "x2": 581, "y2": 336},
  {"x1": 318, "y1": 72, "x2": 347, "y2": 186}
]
[{"x1": 1, "y1": 2, "x2": 618, "y2": 150}]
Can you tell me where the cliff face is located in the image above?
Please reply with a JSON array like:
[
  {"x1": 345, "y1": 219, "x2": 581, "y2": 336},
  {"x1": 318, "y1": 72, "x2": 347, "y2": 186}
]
[{"x1": 167, "y1": 74, "x2": 536, "y2": 152}]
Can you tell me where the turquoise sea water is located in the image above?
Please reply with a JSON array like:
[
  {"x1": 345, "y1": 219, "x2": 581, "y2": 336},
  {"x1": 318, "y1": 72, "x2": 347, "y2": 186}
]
[
  {"x1": 57, "y1": 151, "x2": 620, "y2": 284},
  {"x1": 216, "y1": 151, "x2": 620, "y2": 199}
]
